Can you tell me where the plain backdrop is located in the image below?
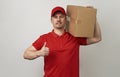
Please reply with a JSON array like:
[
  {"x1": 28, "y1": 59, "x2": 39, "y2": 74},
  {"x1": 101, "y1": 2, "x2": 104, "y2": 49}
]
[{"x1": 0, "y1": 0, "x2": 120, "y2": 77}]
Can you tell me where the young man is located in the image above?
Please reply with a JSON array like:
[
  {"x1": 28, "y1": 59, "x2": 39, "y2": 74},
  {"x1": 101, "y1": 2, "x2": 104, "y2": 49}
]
[{"x1": 23, "y1": 6, "x2": 101, "y2": 77}]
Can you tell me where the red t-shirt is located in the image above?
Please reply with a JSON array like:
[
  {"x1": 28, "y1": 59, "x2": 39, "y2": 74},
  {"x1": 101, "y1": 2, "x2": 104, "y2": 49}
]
[{"x1": 32, "y1": 30, "x2": 87, "y2": 77}]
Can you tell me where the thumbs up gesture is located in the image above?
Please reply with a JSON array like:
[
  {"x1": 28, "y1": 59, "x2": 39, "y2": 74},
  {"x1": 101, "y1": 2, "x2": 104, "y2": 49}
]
[{"x1": 39, "y1": 42, "x2": 49, "y2": 56}]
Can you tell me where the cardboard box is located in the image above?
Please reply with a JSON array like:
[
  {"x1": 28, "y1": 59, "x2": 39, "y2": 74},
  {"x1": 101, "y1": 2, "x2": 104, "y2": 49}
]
[{"x1": 66, "y1": 5, "x2": 97, "y2": 37}]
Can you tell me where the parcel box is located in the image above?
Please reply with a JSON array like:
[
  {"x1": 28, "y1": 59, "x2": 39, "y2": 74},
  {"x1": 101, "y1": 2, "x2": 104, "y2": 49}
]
[{"x1": 66, "y1": 5, "x2": 97, "y2": 37}]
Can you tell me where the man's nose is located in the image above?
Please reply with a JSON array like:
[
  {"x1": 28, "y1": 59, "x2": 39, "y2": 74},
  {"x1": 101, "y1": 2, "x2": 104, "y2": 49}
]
[{"x1": 57, "y1": 17, "x2": 60, "y2": 20}]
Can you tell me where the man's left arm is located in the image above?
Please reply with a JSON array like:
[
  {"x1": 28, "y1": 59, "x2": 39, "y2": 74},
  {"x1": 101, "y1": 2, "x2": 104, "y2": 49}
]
[{"x1": 87, "y1": 21, "x2": 102, "y2": 45}]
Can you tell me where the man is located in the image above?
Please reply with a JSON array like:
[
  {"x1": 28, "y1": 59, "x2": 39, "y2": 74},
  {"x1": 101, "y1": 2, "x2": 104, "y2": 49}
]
[{"x1": 23, "y1": 6, "x2": 101, "y2": 77}]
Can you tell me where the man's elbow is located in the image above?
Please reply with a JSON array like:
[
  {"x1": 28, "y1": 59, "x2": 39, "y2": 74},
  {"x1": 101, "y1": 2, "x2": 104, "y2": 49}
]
[
  {"x1": 23, "y1": 52, "x2": 32, "y2": 60},
  {"x1": 23, "y1": 52, "x2": 29, "y2": 59},
  {"x1": 23, "y1": 55, "x2": 34, "y2": 60}
]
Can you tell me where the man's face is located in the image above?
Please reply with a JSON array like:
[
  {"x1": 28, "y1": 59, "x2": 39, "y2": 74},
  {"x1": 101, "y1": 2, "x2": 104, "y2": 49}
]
[{"x1": 51, "y1": 12, "x2": 66, "y2": 29}]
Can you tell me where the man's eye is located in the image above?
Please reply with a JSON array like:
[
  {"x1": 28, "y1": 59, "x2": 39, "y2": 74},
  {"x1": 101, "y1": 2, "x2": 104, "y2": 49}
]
[
  {"x1": 53, "y1": 16, "x2": 58, "y2": 18},
  {"x1": 60, "y1": 16, "x2": 64, "y2": 18}
]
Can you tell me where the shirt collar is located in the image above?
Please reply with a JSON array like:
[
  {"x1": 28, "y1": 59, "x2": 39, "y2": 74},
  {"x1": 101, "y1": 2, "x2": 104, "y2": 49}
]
[{"x1": 51, "y1": 29, "x2": 67, "y2": 38}]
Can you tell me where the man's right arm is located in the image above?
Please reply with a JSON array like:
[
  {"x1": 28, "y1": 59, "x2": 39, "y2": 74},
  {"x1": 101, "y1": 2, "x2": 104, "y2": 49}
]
[{"x1": 23, "y1": 42, "x2": 49, "y2": 60}]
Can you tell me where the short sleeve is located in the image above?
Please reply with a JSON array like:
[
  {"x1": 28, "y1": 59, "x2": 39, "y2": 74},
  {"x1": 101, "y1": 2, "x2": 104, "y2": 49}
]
[
  {"x1": 76, "y1": 37, "x2": 87, "y2": 45},
  {"x1": 32, "y1": 36, "x2": 44, "y2": 50}
]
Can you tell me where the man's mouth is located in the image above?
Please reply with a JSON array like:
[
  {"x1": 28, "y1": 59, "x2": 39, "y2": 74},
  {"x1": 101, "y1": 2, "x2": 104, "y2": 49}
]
[{"x1": 56, "y1": 22, "x2": 62, "y2": 25}]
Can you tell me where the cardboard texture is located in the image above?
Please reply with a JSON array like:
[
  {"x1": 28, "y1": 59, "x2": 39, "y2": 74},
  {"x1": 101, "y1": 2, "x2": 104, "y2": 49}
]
[{"x1": 67, "y1": 5, "x2": 97, "y2": 37}]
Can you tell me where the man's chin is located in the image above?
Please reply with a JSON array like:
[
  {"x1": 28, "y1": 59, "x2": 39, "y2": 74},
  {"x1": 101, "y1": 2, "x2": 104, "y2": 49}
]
[
  {"x1": 56, "y1": 27, "x2": 63, "y2": 29},
  {"x1": 55, "y1": 26, "x2": 64, "y2": 29}
]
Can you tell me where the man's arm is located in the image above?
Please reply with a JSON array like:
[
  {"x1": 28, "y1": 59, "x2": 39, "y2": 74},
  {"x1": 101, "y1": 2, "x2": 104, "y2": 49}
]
[
  {"x1": 87, "y1": 21, "x2": 102, "y2": 45},
  {"x1": 23, "y1": 42, "x2": 49, "y2": 60}
]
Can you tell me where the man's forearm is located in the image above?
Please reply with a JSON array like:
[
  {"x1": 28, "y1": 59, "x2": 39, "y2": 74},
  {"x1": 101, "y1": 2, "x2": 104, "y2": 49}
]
[
  {"x1": 23, "y1": 50, "x2": 41, "y2": 60},
  {"x1": 87, "y1": 21, "x2": 102, "y2": 44},
  {"x1": 94, "y1": 21, "x2": 102, "y2": 40}
]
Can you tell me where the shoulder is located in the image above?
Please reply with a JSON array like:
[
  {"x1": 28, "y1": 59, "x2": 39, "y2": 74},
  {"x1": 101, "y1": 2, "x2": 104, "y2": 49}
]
[
  {"x1": 66, "y1": 32, "x2": 74, "y2": 37},
  {"x1": 33, "y1": 32, "x2": 52, "y2": 43},
  {"x1": 39, "y1": 32, "x2": 52, "y2": 38},
  {"x1": 66, "y1": 32, "x2": 77, "y2": 39}
]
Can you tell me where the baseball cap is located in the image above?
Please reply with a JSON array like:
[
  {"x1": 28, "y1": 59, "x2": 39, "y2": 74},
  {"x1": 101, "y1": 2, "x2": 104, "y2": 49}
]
[{"x1": 51, "y1": 6, "x2": 66, "y2": 16}]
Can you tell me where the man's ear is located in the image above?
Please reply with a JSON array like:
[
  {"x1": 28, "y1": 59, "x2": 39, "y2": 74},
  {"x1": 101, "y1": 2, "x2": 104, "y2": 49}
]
[{"x1": 51, "y1": 17, "x2": 53, "y2": 23}]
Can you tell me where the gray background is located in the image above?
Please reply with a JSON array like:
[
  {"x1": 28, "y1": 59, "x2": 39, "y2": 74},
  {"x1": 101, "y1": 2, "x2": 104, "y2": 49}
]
[{"x1": 0, "y1": 0, "x2": 120, "y2": 77}]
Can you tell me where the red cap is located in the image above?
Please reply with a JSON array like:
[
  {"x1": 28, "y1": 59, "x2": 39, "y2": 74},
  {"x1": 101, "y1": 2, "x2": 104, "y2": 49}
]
[{"x1": 51, "y1": 6, "x2": 66, "y2": 16}]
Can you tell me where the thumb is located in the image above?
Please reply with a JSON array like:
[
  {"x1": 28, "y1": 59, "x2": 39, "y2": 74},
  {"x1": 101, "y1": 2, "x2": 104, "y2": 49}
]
[{"x1": 43, "y1": 42, "x2": 46, "y2": 47}]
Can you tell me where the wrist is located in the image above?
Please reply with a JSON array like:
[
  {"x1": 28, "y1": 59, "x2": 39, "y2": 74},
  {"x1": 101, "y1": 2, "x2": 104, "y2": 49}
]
[{"x1": 35, "y1": 50, "x2": 41, "y2": 57}]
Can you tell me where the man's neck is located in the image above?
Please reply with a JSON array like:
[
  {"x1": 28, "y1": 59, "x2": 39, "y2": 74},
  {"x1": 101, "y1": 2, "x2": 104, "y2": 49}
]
[{"x1": 53, "y1": 29, "x2": 65, "y2": 36}]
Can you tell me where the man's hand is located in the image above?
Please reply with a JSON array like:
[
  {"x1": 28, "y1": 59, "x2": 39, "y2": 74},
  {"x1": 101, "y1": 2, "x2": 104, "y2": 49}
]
[
  {"x1": 37, "y1": 42, "x2": 49, "y2": 57},
  {"x1": 86, "y1": 6, "x2": 97, "y2": 10},
  {"x1": 86, "y1": 6, "x2": 94, "y2": 8}
]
